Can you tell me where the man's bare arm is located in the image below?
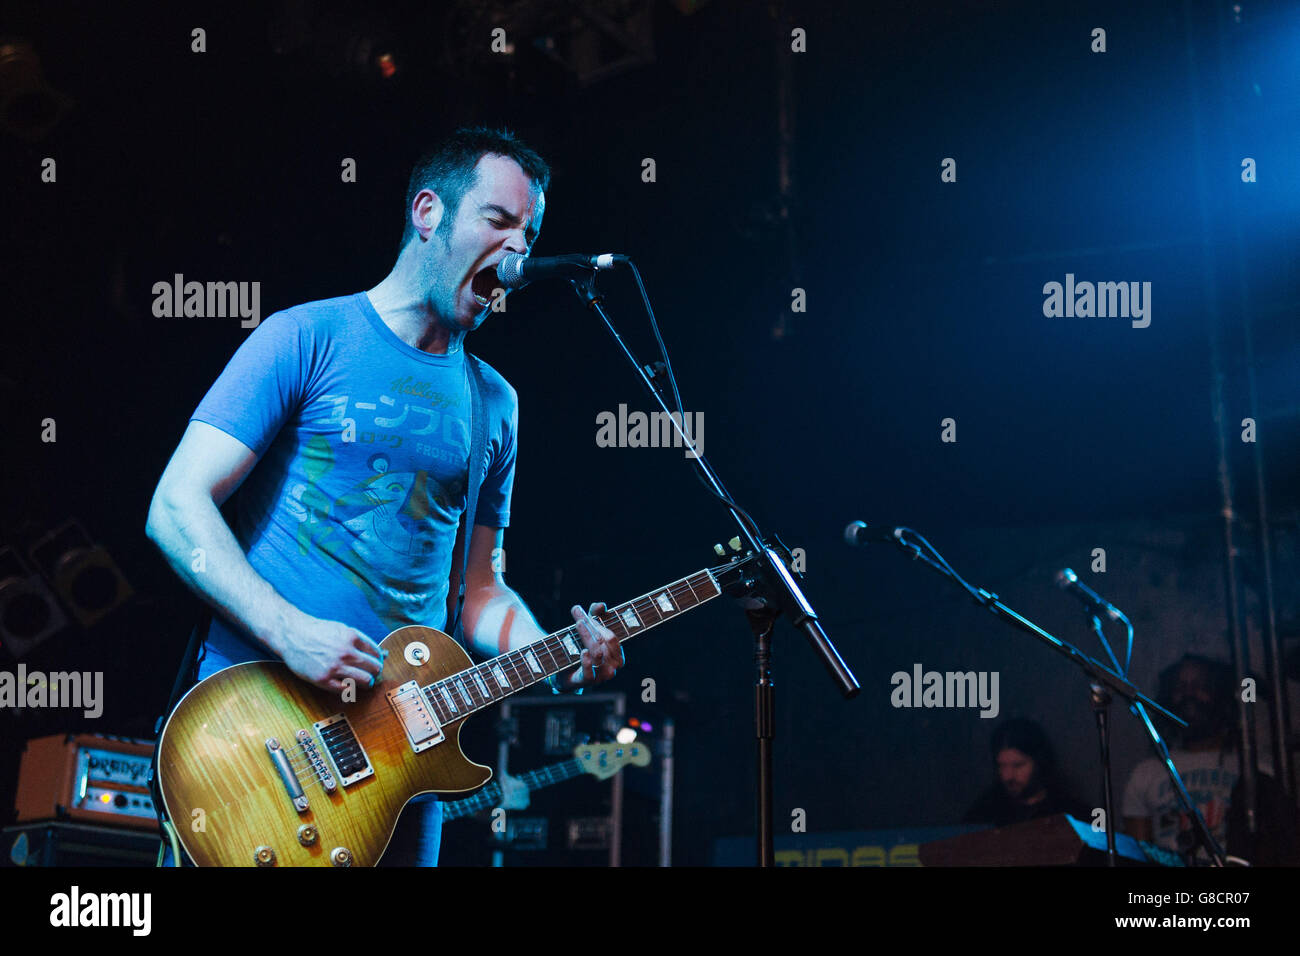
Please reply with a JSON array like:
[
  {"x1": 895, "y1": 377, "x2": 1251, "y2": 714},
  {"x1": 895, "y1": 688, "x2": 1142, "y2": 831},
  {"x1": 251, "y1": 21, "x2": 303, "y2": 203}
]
[
  {"x1": 458, "y1": 525, "x2": 547, "y2": 658},
  {"x1": 460, "y1": 524, "x2": 623, "y2": 689},
  {"x1": 145, "y1": 420, "x2": 383, "y2": 692}
]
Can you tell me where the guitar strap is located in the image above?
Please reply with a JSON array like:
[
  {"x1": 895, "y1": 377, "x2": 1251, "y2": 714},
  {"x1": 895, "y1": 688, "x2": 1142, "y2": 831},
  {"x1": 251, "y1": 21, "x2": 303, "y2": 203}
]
[
  {"x1": 149, "y1": 607, "x2": 210, "y2": 842},
  {"x1": 157, "y1": 610, "x2": 210, "y2": 734},
  {"x1": 448, "y1": 352, "x2": 488, "y2": 649}
]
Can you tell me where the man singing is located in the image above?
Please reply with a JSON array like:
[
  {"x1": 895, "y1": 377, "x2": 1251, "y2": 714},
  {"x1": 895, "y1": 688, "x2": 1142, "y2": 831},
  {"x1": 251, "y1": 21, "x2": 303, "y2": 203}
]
[{"x1": 145, "y1": 127, "x2": 623, "y2": 865}]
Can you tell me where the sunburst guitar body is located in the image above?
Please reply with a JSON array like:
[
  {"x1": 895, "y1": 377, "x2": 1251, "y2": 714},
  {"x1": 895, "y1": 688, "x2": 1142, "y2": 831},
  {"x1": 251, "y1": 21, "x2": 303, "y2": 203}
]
[
  {"x1": 159, "y1": 625, "x2": 490, "y2": 867},
  {"x1": 156, "y1": 553, "x2": 756, "y2": 866}
]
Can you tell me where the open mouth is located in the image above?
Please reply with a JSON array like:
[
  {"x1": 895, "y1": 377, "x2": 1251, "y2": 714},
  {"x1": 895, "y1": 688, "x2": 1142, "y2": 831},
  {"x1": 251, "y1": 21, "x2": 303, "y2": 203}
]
[{"x1": 471, "y1": 266, "x2": 498, "y2": 307}]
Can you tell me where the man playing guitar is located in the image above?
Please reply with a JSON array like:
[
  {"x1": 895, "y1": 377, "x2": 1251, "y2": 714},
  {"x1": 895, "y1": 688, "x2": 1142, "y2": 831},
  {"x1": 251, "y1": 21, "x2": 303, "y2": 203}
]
[{"x1": 145, "y1": 127, "x2": 624, "y2": 866}]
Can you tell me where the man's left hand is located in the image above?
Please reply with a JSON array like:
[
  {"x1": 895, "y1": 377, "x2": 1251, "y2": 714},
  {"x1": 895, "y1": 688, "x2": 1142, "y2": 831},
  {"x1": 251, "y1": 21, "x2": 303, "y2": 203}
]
[{"x1": 564, "y1": 602, "x2": 624, "y2": 689}]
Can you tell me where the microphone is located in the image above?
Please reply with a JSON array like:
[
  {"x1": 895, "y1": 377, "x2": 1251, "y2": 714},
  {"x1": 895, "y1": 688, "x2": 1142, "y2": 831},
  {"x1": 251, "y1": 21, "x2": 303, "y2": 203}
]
[
  {"x1": 843, "y1": 521, "x2": 903, "y2": 547},
  {"x1": 1055, "y1": 568, "x2": 1122, "y2": 622},
  {"x1": 495, "y1": 252, "x2": 627, "y2": 290}
]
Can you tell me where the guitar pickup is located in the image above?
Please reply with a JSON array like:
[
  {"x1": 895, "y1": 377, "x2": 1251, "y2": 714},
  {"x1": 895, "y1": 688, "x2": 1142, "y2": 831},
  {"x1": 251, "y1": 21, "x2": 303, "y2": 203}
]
[
  {"x1": 386, "y1": 681, "x2": 445, "y2": 753},
  {"x1": 311, "y1": 714, "x2": 374, "y2": 788}
]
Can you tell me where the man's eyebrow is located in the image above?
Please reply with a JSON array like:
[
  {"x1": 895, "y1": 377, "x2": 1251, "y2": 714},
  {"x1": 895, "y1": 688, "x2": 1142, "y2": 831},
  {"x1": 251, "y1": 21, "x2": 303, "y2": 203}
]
[
  {"x1": 479, "y1": 203, "x2": 539, "y2": 240},
  {"x1": 479, "y1": 203, "x2": 519, "y2": 222}
]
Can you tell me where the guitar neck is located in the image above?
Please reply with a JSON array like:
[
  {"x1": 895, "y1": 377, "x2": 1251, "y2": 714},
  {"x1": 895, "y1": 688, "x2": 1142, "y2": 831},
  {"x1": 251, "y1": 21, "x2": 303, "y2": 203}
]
[
  {"x1": 420, "y1": 567, "x2": 722, "y2": 725},
  {"x1": 440, "y1": 757, "x2": 583, "y2": 821}
]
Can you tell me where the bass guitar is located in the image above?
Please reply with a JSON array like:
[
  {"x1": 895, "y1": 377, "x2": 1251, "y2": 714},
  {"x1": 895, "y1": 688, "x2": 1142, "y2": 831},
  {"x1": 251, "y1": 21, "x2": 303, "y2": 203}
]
[{"x1": 441, "y1": 740, "x2": 652, "y2": 822}]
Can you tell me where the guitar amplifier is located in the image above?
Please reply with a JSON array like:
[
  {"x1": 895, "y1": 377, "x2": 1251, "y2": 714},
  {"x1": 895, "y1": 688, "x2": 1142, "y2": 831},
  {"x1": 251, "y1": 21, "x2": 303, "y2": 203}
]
[
  {"x1": 15, "y1": 734, "x2": 159, "y2": 831},
  {"x1": 3, "y1": 822, "x2": 161, "y2": 867}
]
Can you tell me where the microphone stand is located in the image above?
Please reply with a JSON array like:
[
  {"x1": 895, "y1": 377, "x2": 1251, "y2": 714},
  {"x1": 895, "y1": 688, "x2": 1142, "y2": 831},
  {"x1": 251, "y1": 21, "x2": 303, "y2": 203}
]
[
  {"x1": 1084, "y1": 609, "x2": 1125, "y2": 867},
  {"x1": 1089, "y1": 674, "x2": 1118, "y2": 866},
  {"x1": 873, "y1": 527, "x2": 1227, "y2": 867},
  {"x1": 567, "y1": 272, "x2": 860, "y2": 867}
]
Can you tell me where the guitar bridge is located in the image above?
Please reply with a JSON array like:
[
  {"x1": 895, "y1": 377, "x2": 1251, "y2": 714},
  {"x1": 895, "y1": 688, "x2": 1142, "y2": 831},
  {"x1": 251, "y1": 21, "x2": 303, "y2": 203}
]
[{"x1": 386, "y1": 681, "x2": 445, "y2": 753}]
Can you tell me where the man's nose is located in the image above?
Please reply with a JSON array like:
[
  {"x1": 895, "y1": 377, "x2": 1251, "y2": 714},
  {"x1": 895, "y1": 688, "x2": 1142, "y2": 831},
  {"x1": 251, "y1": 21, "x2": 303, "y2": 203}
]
[{"x1": 503, "y1": 227, "x2": 530, "y2": 255}]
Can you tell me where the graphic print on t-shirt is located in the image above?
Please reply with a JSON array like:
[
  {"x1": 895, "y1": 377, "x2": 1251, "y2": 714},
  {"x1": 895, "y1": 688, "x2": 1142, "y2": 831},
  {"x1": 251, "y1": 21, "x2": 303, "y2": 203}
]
[
  {"x1": 278, "y1": 376, "x2": 472, "y2": 630},
  {"x1": 191, "y1": 293, "x2": 516, "y2": 665}
]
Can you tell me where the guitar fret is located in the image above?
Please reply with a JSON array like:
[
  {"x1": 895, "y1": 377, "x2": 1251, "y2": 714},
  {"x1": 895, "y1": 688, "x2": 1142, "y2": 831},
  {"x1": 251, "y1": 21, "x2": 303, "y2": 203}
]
[
  {"x1": 424, "y1": 686, "x2": 450, "y2": 724},
  {"x1": 639, "y1": 598, "x2": 663, "y2": 626},
  {"x1": 542, "y1": 638, "x2": 568, "y2": 671},
  {"x1": 455, "y1": 679, "x2": 473, "y2": 708},
  {"x1": 507, "y1": 650, "x2": 534, "y2": 688},
  {"x1": 418, "y1": 566, "x2": 732, "y2": 723},
  {"x1": 498, "y1": 655, "x2": 519, "y2": 691}
]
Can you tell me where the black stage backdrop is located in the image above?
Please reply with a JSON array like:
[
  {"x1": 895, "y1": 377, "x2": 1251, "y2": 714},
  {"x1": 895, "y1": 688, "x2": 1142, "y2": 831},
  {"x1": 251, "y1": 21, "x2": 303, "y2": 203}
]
[{"x1": 1, "y1": 0, "x2": 1297, "y2": 868}]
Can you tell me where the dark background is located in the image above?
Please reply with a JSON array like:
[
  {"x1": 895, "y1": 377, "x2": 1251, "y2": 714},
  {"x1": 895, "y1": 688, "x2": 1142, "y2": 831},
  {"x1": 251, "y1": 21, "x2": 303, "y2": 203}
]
[{"x1": 1, "y1": 0, "x2": 1298, "y2": 865}]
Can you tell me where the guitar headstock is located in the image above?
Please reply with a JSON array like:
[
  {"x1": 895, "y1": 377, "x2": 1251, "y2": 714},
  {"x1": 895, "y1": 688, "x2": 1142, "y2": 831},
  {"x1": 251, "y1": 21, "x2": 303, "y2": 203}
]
[
  {"x1": 575, "y1": 741, "x2": 653, "y2": 780},
  {"x1": 707, "y1": 535, "x2": 795, "y2": 599}
]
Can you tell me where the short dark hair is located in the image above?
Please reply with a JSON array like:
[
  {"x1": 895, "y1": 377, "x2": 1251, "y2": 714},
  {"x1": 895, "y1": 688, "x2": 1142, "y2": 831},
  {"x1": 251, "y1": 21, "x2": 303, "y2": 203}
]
[{"x1": 401, "y1": 126, "x2": 551, "y2": 248}]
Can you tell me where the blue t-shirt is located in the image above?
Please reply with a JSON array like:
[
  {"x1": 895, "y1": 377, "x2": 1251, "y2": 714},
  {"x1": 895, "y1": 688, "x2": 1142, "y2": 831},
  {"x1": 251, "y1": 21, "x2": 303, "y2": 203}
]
[{"x1": 191, "y1": 291, "x2": 518, "y2": 670}]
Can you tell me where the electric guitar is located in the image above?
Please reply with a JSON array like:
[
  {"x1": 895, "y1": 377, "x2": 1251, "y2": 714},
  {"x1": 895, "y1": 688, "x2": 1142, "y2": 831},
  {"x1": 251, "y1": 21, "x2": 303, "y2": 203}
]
[
  {"x1": 441, "y1": 740, "x2": 652, "y2": 822},
  {"x1": 156, "y1": 548, "x2": 760, "y2": 866}
]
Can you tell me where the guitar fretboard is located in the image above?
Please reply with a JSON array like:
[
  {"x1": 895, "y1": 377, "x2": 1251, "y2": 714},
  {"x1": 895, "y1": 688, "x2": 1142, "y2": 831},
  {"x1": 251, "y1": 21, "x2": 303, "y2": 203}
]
[{"x1": 419, "y1": 568, "x2": 720, "y2": 726}]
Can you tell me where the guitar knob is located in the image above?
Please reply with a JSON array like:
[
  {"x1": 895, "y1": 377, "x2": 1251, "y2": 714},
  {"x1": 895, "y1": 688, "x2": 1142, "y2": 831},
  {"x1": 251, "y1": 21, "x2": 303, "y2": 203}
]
[
  {"x1": 713, "y1": 543, "x2": 725, "y2": 556},
  {"x1": 403, "y1": 642, "x2": 430, "y2": 666},
  {"x1": 728, "y1": 537, "x2": 742, "y2": 552},
  {"x1": 297, "y1": 824, "x2": 318, "y2": 847},
  {"x1": 330, "y1": 846, "x2": 353, "y2": 867},
  {"x1": 253, "y1": 846, "x2": 277, "y2": 866}
]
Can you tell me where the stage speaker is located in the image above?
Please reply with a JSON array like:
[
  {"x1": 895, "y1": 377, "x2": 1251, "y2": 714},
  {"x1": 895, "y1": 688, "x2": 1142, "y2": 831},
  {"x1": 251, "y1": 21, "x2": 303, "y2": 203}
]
[
  {"x1": 0, "y1": 546, "x2": 69, "y2": 658},
  {"x1": 3, "y1": 822, "x2": 159, "y2": 867},
  {"x1": 29, "y1": 519, "x2": 133, "y2": 629}
]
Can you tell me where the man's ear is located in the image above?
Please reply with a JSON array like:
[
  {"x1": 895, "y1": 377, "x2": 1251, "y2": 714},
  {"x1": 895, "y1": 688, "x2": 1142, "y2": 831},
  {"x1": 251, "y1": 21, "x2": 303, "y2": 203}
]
[{"x1": 414, "y1": 188, "x2": 445, "y2": 240}]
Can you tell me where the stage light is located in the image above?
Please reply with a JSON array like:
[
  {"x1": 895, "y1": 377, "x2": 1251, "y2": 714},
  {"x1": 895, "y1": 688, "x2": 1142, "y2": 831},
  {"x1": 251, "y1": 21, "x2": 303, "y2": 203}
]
[{"x1": 616, "y1": 727, "x2": 637, "y2": 744}]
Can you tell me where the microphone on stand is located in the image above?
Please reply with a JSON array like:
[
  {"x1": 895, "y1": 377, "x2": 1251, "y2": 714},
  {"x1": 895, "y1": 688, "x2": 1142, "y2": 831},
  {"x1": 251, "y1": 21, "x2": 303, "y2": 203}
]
[
  {"x1": 1055, "y1": 568, "x2": 1123, "y2": 622},
  {"x1": 843, "y1": 521, "x2": 904, "y2": 547},
  {"x1": 495, "y1": 252, "x2": 627, "y2": 290}
]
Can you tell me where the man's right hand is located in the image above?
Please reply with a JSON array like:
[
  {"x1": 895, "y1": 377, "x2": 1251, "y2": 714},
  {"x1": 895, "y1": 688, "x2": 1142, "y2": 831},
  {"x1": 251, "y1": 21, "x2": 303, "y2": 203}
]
[
  {"x1": 277, "y1": 615, "x2": 386, "y2": 694},
  {"x1": 148, "y1": 422, "x2": 391, "y2": 697}
]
